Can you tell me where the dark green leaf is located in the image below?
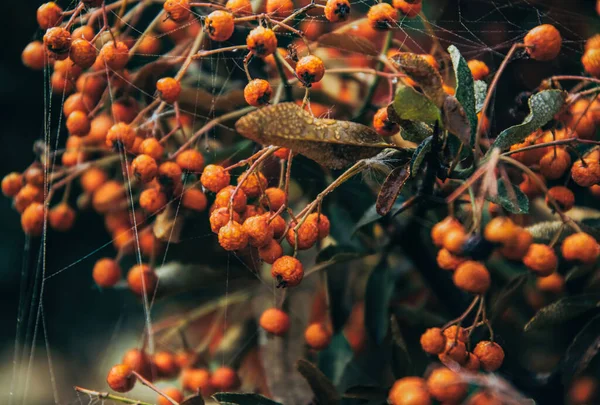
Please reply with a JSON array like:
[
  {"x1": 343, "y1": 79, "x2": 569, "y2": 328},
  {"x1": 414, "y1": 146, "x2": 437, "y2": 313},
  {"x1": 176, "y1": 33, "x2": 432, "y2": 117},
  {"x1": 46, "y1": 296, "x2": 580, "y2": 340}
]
[
  {"x1": 390, "y1": 314, "x2": 412, "y2": 378},
  {"x1": 182, "y1": 394, "x2": 205, "y2": 405},
  {"x1": 365, "y1": 257, "x2": 395, "y2": 344},
  {"x1": 410, "y1": 136, "x2": 433, "y2": 176},
  {"x1": 490, "y1": 90, "x2": 566, "y2": 151},
  {"x1": 474, "y1": 80, "x2": 487, "y2": 113},
  {"x1": 318, "y1": 333, "x2": 354, "y2": 385},
  {"x1": 352, "y1": 199, "x2": 406, "y2": 233},
  {"x1": 212, "y1": 393, "x2": 282, "y2": 405},
  {"x1": 308, "y1": 246, "x2": 366, "y2": 277},
  {"x1": 376, "y1": 166, "x2": 410, "y2": 216},
  {"x1": 487, "y1": 179, "x2": 529, "y2": 214},
  {"x1": 562, "y1": 313, "x2": 600, "y2": 384},
  {"x1": 296, "y1": 359, "x2": 341, "y2": 405},
  {"x1": 448, "y1": 45, "x2": 477, "y2": 146},
  {"x1": 343, "y1": 386, "x2": 388, "y2": 401},
  {"x1": 524, "y1": 294, "x2": 600, "y2": 332},
  {"x1": 392, "y1": 84, "x2": 441, "y2": 124},
  {"x1": 490, "y1": 273, "x2": 528, "y2": 323}
]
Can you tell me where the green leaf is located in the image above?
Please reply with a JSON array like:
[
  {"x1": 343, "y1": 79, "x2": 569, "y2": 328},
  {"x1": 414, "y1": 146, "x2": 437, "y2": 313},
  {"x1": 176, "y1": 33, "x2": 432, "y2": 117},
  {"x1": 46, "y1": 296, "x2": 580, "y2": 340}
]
[
  {"x1": 318, "y1": 333, "x2": 354, "y2": 385},
  {"x1": 212, "y1": 393, "x2": 282, "y2": 405},
  {"x1": 308, "y1": 246, "x2": 366, "y2": 277},
  {"x1": 524, "y1": 294, "x2": 600, "y2": 332},
  {"x1": 391, "y1": 53, "x2": 447, "y2": 107},
  {"x1": 182, "y1": 394, "x2": 205, "y2": 405},
  {"x1": 490, "y1": 90, "x2": 566, "y2": 151},
  {"x1": 474, "y1": 80, "x2": 487, "y2": 113},
  {"x1": 352, "y1": 199, "x2": 406, "y2": 233},
  {"x1": 486, "y1": 179, "x2": 529, "y2": 214},
  {"x1": 410, "y1": 136, "x2": 432, "y2": 176},
  {"x1": 490, "y1": 273, "x2": 528, "y2": 323},
  {"x1": 389, "y1": 314, "x2": 412, "y2": 378},
  {"x1": 398, "y1": 121, "x2": 433, "y2": 143},
  {"x1": 448, "y1": 45, "x2": 477, "y2": 146},
  {"x1": 562, "y1": 313, "x2": 600, "y2": 384},
  {"x1": 296, "y1": 359, "x2": 341, "y2": 405},
  {"x1": 392, "y1": 84, "x2": 441, "y2": 125},
  {"x1": 365, "y1": 257, "x2": 395, "y2": 344},
  {"x1": 343, "y1": 386, "x2": 388, "y2": 401}
]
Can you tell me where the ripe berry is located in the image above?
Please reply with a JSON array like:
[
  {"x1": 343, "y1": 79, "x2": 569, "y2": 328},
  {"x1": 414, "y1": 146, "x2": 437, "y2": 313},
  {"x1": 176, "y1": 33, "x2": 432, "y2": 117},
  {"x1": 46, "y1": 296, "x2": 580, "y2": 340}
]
[
  {"x1": 286, "y1": 220, "x2": 319, "y2": 250},
  {"x1": 367, "y1": 3, "x2": 397, "y2": 30},
  {"x1": 226, "y1": 0, "x2": 252, "y2": 13},
  {"x1": 21, "y1": 202, "x2": 45, "y2": 236},
  {"x1": 373, "y1": 107, "x2": 399, "y2": 136},
  {"x1": 453, "y1": 261, "x2": 491, "y2": 294},
  {"x1": 520, "y1": 172, "x2": 545, "y2": 197},
  {"x1": 431, "y1": 217, "x2": 463, "y2": 247},
  {"x1": 443, "y1": 325, "x2": 469, "y2": 343},
  {"x1": 181, "y1": 368, "x2": 213, "y2": 395},
  {"x1": 92, "y1": 181, "x2": 126, "y2": 213},
  {"x1": 247, "y1": 26, "x2": 278, "y2": 57},
  {"x1": 72, "y1": 26, "x2": 95, "y2": 41},
  {"x1": 427, "y1": 367, "x2": 467, "y2": 404},
  {"x1": 244, "y1": 79, "x2": 272, "y2": 106},
  {"x1": 261, "y1": 187, "x2": 286, "y2": 211},
  {"x1": 201, "y1": 164, "x2": 230, "y2": 193},
  {"x1": 22, "y1": 41, "x2": 46, "y2": 70},
  {"x1": 237, "y1": 171, "x2": 267, "y2": 198},
  {"x1": 37, "y1": 2, "x2": 63, "y2": 29},
  {"x1": 70, "y1": 39, "x2": 97, "y2": 69},
  {"x1": 546, "y1": 186, "x2": 575, "y2": 212},
  {"x1": 127, "y1": 264, "x2": 158, "y2": 296},
  {"x1": 182, "y1": 188, "x2": 208, "y2": 212},
  {"x1": 536, "y1": 272, "x2": 565, "y2": 294},
  {"x1": 388, "y1": 377, "x2": 431, "y2": 405},
  {"x1": 164, "y1": 0, "x2": 190, "y2": 22},
  {"x1": 442, "y1": 227, "x2": 467, "y2": 255},
  {"x1": 464, "y1": 353, "x2": 480, "y2": 372},
  {"x1": 571, "y1": 158, "x2": 600, "y2": 187},
  {"x1": 274, "y1": 147, "x2": 291, "y2": 159},
  {"x1": 2, "y1": 172, "x2": 23, "y2": 197},
  {"x1": 562, "y1": 232, "x2": 599, "y2": 264},
  {"x1": 157, "y1": 387, "x2": 184, "y2": 405},
  {"x1": 500, "y1": 228, "x2": 533, "y2": 261},
  {"x1": 306, "y1": 212, "x2": 330, "y2": 239},
  {"x1": 266, "y1": 0, "x2": 293, "y2": 17},
  {"x1": 540, "y1": 148, "x2": 571, "y2": 180},
  {"x1": 324, "y1": 0, "x2": 350, "y2": 22},
  {"x1": 270, "y1": 214, "x2": 286, "y2": 238},
  {"x1": 66, "y1": 110, "x2": 91, "y2": 137},
  {"x1": 467, "y1": 391, "x2": 503, "y2": 405},
  {"x1": 139, "y1": 138, "x2": 164, "y2": 160},
  {"x1": 295, "y1": 55, "x2": 325, "y2": 86},
  {"x1": 153, "y1": 351, "x2": 179, "y2": 379},
  {"x1": 523, "y1": 243, "x2": 557, "y2": 276},
  {"x1": 157, "y1": 162, "x2": 183, "y2": 190},
  {"x1": 439, "y1": 339, "x2": 468, "y2": 365},
  {"x1": 176, "y1": 149, "x2": 204, "y2": 173},
  {"x1": 271, "y1": 255, "x2": 304, "y2": 287},
  {"x1": 484, "y1": 217, "x2": 518, "y2": 245},
  {"x1": 436, "y1": 248, "x2": 466, "y2": 271},
  {"x1": 420, "y1": 327, "x2": 446, "y2": 355},
  {"x1": 259, "y1": 238, "x2": 283, "y2": 264},
  {"x1": 64, "y1": 93, "x2": 94, "y2": 117},
  {"x1": 467, "y1": 59, "x2": 490, "y2": 81},
  {"x1": 132, "y1": 154, "x2": 158, "y2": 183},
  {"x1": 259, "y1": 307, "x2": 290, "y2": 335},
  {"x1": 140, "y1": 188, "x2": 167, "y2": 213},
  {"x1": 44, "y1": 27, "x2": 71, "y2": 59},
  {"x1": 23, "y1": 166, "x2": 44, "y2": 188},
  {"x1": 583, "y1": 48, "x2": 600, "y2": 78},
  {"x1": 392, "y1": 0, "x2": 421, "y2": 17},
  {"x1": 48, "y1": 203, "x2": 75, "y2": 231},
  {"x1": 14, "y1": 184, "x2": 43, "y2": 213},
  {"x1": 473, "y1": 341, "x2": 505, "y2": 372},
  {"x1": 215, "y1": 185, "x2": 247, "y2": 212},
  {"x1": 211, "y1": 367, "x2": 240, "y2": 391},
  {"x1": 305, "y1": 323, "x2": 332, "y2": 350},
  {"x1": 524, "y1": 24, "x2": 562, "y2": 61},
  {"x1": 210, "y1": 207, "x2": 241, "y2": 233},
  {"x1": 156, "y1": 77, "x2": 181, "y2": 103},
  {"x1": 93, "y1": 258, "x2": 121, "y2": 288},
  {"x1": 99, "y1": 41, "x2": 129, "y2": 70},
  {"x1": 106, "y1": 122, "x2": 136, "y2": 150},
  {"x1": 111, "y1": 98, "x2": 139, "y2": 124},
  {"x1": 218, "y1": 220, "x2": 249, "y2": 251},
  {"x1": 242, "y1": 214, "x2": 274, "y2": 247},
  {"x1": 107, "y1": 364, "x2": 136, "y2": 392},
  {"x1": 204, "y1": 11, "x2": 235, "y2": 42}
]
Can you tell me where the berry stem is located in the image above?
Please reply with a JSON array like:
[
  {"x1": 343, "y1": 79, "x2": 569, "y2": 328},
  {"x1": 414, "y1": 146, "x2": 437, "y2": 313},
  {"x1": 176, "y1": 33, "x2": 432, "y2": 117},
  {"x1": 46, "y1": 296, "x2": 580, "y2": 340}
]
[
  {"x1": 441, "y1": 295, "x2": 481, "y2": 332},
  {"x1": 74, "y1": 386, "x2": 154, "y2": 405},
  {"x1": 131, "y1": 371, "x2": 179, "y2": 405}
]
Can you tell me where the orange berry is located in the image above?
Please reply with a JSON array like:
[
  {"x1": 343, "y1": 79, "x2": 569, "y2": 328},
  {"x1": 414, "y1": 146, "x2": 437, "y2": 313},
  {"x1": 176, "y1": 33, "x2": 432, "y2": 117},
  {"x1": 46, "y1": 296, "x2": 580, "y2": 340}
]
[
  {"x1": 583, "y1": 48, "x2": 600, "y2": 78},
  {"x1": 111, "y1": 98, "x2": 139, "y2": 124},
  {"x1": 306, "y1": 212, "x2": 330, "y2": 239},
  {"x1": 523, "y1": 243, "x2": 557, "y2": 276},
  {"x1": 106, "y1": 122, "x2": 136, "y2": 150},
  {"x1": 442, "y1": 227, "x2": 467, "y2": 255},
  {"x1": 14, "y1": 184, "x2": 43, "y2": 213},
  {"x1": 153, "y1": 351, "x2": 179, "y2": 379},
  {"x1": 520, "y1": 173, "x2": 545, "y2": 198},
  {"x1": 274, "y1": 147, "x2": 291, "y2": 159},
  {"x1": 439, "y1": 339, "x2": 468, "y2": 365},
  {"x1": 466, "y1": 391, "x2": 503, "y2": 405},
  {"x1": 426, "y1": 367, "x2": 467, "y2": 403},
  {"x1": 269, "y1": 214, "x2": 286, "y2": 238},
  {"x1": 24, "y1": 166, "x2": 45, "y2": 188},
  {"x1": 499, "y1": 228, "x2": 533, "y2": 261},
  {"x1": 181, "y1": 368, "x2": 213, "y2": 395},
  {"x1": 259, "y1": 307, "x2": 290, "y2": 335},
  {"x1": 305, "y1": 323, "x2": 332, "y2": 350},
  {"x1": 261, "y1": 187, "x2": 286, "y2": 211},
  {"x1": 453, "y1": 261, "x2": 491, "y2": 294},
  {"x1": 201, "y1": 164, "x2": 230, "y2": 193},
  {"x1": 484, "y1": 216, "x2": 518, "y2": 245},
  {"x1": 569, "y1": 376, "x2": 598, "y2": 405},
  {"x1": 139, "y1": 230, "x2": 165, "y2": 257},
  {"x1": 127, "y1": 264, "x2": 158, "y2": 296},
  {"x1": 467, "y1": 59, "x2": 490, "y2": 81},
  {"x1": 43, "y1": 27, "x2": 71, "y2": 59},
  {"x1": 209, "y1": 207, "x2": 241, "y2": 233},
  {"x1": 286, "y1": 220, "x2": 319, "y2": 250},
  {"x1": 211, "y1": 367, "x2": 240, "y2": 391},
  {"x1": 258, "y1": 238, "x2": 283, "y2": 264},
  {"x1": 21, "y1": 202, "x2": 45, "y2": 236},
  {"x1": 218, "y1": 220, "x2": 248, "y2": 251},
  {"x1": 536, "y1": 272, "x2": 565, "y2": 294},
  {"x1": 226, "y1": 0, "x2": 252, "y2": 13},
  {"x1": 473, "y1": 340, "x2": 505, "y2": 372},
  {"x1": 182, "y1": 188, "x2": 208, "y2": 211},
  {"x1": 48, "y1": 203, "x2": 76, "y2": 231},
  {"x1": 247, "y1": 26, "x2": 277, "y2": 57},
  {"x1": 93, "y1": 258, "x2": 121, "y2": 288},
  {"x1": 443, "y1": 325, "x2": 469, "y2": 343},
  {"x1": 546, "y1": 186, "x2": 575, "y2": 212},
  {"x1": 464, "y1": 353, "x2": 481, "y2": 372},
  {"x1": 99, "y1": 41, "x2": 129, "y2": 70},
  {"x1": 265, "y1": 0, "x2": 293, "y2": 16},
  {"x1": 561, "y1": 232, "x2": 599, "y2": 264},
  {"x1": 22, "y1": 41, "x2": 46, "y2": 70},
  {"x1": 66, "y1": 110, "x2": 91, "y2": 136},
  {"x1": 64, "y1": 93, "x2": 94, "y2": 117},
  {"x1": 271, "y1": 255, "x2": 304, "y2": 287},
  {"x1": 157, "y1": 387, "x2": 184, "y2": 405},
  {"x1": 539, "y1": 148, "x2": 571, "y2": 180},
  {"x1": 139, "y1": 188, "x2": 167, "y2": 213},
  {"x1": 164, "y1": 0, "x2": 190, "y2": 22},
  {"x1": 132, "y1": 154, "x2": 158, "y2": 183},
  {"x1": 121, "y1": 349, "x2": 152, "y2": 381},
  {"x1": 324, "y1": 0, "x2": 350, "y2": 22},
  {"x1": 242, "y1": 214, "x2": 274, "y2": 247},
  {"x1": 244, "y1": 79, "x2": 272, "y2": 106},
  {"x1": 388, "y1": 377, "x2": 431, "y2": 405},
  {"x1": 2, "y1": 172, "x2": 23, "y2": 197},
  {"x1": 204, "y1": 11, "x2": 235, "y2": 42},
  {"x1": 524, "y1": 24, "x2": 562, "y2": 61},
  {"x1": 92, "y1": 181, "x2": 125, "y2": 213},
  {"x1": 176, "y1": 149, "x2": 204, "y2": 173},
  {"x1": 139, "y1": 138, "x2": 164, "y2": 160},
  {"x1": 295, "y1": 55, "x2": 325, "y2": 86},
  {"x1": 420, "y1": 327, "x2": 446, "y2": 355},
  {"x1": 367, "y1": 3, "x2": 397, "y2": 30},
  {"x1": 157, "y1": 162, "x2": 183, "y2": 190},
  {"x1": 237, "y1": 171, "x2": 267, "y2": 199},
  {"x1": 156, "y1": 77, "x2": 181, "y2": 103},
  {"x1": 37, "y1": 2, "x2": 63, "y2": 29},
  {"x1": 72, "y1": 25, "x2": 95, "y2": 41},
  {"x1": 431, "y1": 217, "x2": 463, "y2": 247},
  {"x1": 70, "y1": 39, "x2": 97, "y2": 69},
  {"x1": 76, "y1": 75, "x2": 106, "y2": 102},
  {"x1": 392, "y1": 0, "x2": 421, "y2": 17},
  {"x1": 373, "y1": 107, "x2": 398, "y2": 136},
  {"x1": 215, "y1": 185, "x2": 247, "y2": 212},
  {"x1": 107, "y1": 364, "x2": 136, "y2": 392},
  {"x1": 436, "y1": 248, "x2": 466, "y2": 271},
  {"x1": 571, "y1": 158, "x2": 600, "y2": 187}
]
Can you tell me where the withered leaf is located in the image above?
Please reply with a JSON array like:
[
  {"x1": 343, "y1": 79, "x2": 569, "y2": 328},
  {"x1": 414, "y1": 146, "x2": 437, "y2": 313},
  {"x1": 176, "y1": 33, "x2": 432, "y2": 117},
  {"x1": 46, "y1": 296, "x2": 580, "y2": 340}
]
[
  {"x1": 153, "y1": 203, "x2": 184, "y2": 242},
  {"x1": 391, "y1": 53, "x2": 447, "y2": 108},
  {"x1": 376, "y1": 165, "x2": 410, "y2": 216},
  {"x1": 442, "y1": 96, "x2": 471, "y2": 145},
  {"x1": 235, "y1": 103, "x2": 398, "y2": 169},
  {"x1": 315, "y1": 32, "x2": 379, "y2": 56}
]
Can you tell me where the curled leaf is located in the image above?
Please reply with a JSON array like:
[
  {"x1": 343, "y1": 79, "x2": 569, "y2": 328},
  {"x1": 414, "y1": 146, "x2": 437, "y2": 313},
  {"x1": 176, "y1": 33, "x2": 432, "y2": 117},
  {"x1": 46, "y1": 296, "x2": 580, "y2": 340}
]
[
  {"x1": 376, "y1": 165, "x2": 410, "y2": 216},
  {"x1": 442, "y1": 96, "x2": 471, "y2": 145},
  {"x1": 410, "y1": 136, "x2": 432, "y2": 176},
  {"x1": 391, "y1": 53, "x2": 447, "y2": 107}
]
